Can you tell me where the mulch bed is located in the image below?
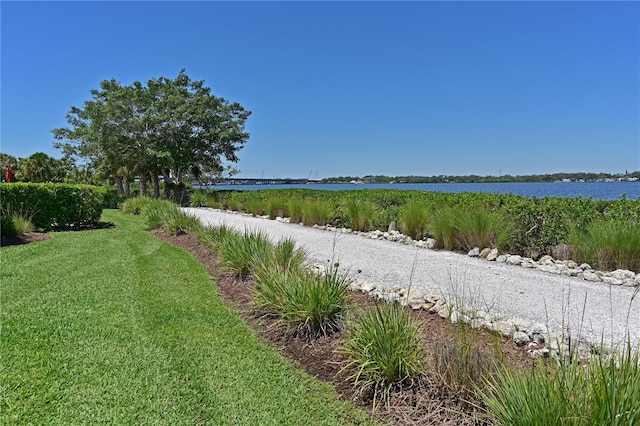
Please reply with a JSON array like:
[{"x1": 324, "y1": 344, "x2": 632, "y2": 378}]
[
  {"x1": 157, "y1": 231, "x2": 539, "y2": 425},
  {"x1": 1, "y1": 232, "x2": 52, "y2": 246}
]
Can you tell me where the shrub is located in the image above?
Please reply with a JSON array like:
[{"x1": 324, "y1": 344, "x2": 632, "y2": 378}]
[
  {"x1": 219, "y1": 229, "x2": 272, "y2": 277},
  {"x1": 399, "y1": 201, "x2": 430, "y2": 240},
  {"x1": 189, "y1": 189, "x2": 208, "y2": 207},
  {"x1": 340, "y1": 303, "x2": 425, "y2": 408},
  {"x1": 431, "y1": 208, "x2": 512, "y2": 251},
  {"x1": 346, "y1": 200, "x2": 376, "y2": 232},
  {"x1": 267, "y1": 198, "x2": 289, "y2": 220},
  {"x1": 121, "y1": 196, "x2": 153, "y2": 215},
  {"x1": 0, "y1": 215, "x2": 17, "y2": 237},
  {"x1": 0, "y1": 183, "x2": 105, "y2": 231},
  {"x1": 480, "y1": 346, "x2": 640, "y2": 425},
  {"x1": 430, "y1": 324, "x2": 500, "y2": 399},
  {"x1": 288, "y1": 199, "x2": 304, "y2": 224},
  {"x1": 569, "y1": 221, "x2": 640, "y2": 272},
  {"x1": 301, "y1": 200, "x2": 332, "y2": 226},
  {"x1": 160, "y1": 208, "x2": 200, "y2": 236},
  {"x1": 197, "y1": 224, "x2": 239, "y2": 252},
  {"x1": 253, "y1": 264, "x2": 351, "y2": 337}
]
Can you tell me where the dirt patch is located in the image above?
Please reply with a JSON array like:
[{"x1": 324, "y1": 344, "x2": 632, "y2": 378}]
[
  {"x1": 157, "y1": 231, "x2": 536, "y2": 425},
  {"x1": 1, "y1": 232, "x2": 52, "y2": 247}
]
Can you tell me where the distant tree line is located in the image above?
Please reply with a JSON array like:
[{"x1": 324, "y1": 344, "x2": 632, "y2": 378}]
[{"x1": 320, "y1": 171, "x2": 640, "y2": 184}]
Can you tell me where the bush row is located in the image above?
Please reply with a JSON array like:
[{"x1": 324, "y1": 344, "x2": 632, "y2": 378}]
[
  {"x1": 191, "y1": 188, "x2": 640, "y2": 264},
  {"x1": 0, "y1": 183, "x2": 106, "y2": 231}
]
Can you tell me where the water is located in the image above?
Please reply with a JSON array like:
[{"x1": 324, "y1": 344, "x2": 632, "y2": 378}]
[{"x1": 199, "y1": 181, "x2": 640, "y2": 201}]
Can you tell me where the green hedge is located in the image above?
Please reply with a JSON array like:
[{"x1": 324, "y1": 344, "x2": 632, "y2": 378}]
[{"x1": 0, "y1": 183, "x2": 106, "y2": 231}]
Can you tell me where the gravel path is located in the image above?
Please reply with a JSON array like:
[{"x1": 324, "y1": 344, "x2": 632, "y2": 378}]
[{"x1": 185, "y1": 208, "x2": 640, "y2": 349}]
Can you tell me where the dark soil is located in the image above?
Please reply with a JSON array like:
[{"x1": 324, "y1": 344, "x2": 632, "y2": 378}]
[
  {"x1": 1, "y1": 232, "x2": 52, "y2": 247},
  {"x1": 156, "y1": 231, "x2": 538, "y2": 425}
]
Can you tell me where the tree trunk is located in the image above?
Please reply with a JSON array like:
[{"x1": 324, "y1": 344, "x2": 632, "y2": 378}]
[
  {"x1": 163, "y1": 170, "x2": 172, "y2": 200},
  {"x1": 139, "y1": 173, "x2": 148, "y2": 197},
  {"x1": 151, "y1": 173, "x2": 160, "y2": 199},
  {"x1": 123, "y1": 178, "x2": 130, "y2": 196},
  {"x1": 115, "y1": 174, "x2": 124, "y2": 196}
]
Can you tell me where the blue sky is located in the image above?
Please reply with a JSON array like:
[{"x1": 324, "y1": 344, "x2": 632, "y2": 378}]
[{"x1": 2, "y1": 1, "x2": 639, "y2": 179}]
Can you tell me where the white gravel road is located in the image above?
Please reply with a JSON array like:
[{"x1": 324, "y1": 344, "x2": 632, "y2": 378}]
[{"x1": 184, "y1": 207, "x2": 640, "y2": 350}]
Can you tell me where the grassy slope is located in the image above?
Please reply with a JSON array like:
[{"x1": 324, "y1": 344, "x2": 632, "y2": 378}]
[{"x1": 0, "y1": 210, "x2": 377, "y2": 425}]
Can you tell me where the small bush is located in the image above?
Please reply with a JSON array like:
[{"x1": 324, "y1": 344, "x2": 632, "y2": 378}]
[
  {"x1": 0, "y1": 215, "x2": 17, "y2": 237},
  {"x1": 253, "y1": 264, "x2": 351, "y2": 337},
  {"x1": 219, "y1": 229, "x2": 272, "y2": 277},
  {"x1": 288, "y1": 199, "x2": 304, "y2": 224},
  {"x1": 160, "y1": 208, "x2": 200, "y2": 236},
  {"x1": 399, "y1": 201, "x2": 430, "y2": 240},
  {"x1": 431, "y1": 208, "x2": 512, "y2": 251},
  {"x1": 570, "y1": 221, "x2": 640, "y2": 272},
  {"x1": 430, "y1": 325, "x2": 500, "y2": 399},
  {"x1": 197, "y1": 224, "x2": 239, "y2": 252},
  {"x1": 346, "y1": 200, "x2": 376, "y2": 232},
  {"x1": 480, "y1": 346, "x2": 640, "y2": 425},
  {"x1": 189, "y1": 189, "x2": 208, "y2": 207},
  {"x1": 341, "y1": 303, "x2": 425, "y2": 408},
  {"x1": 121, "y1": 196, "x2": 153, "y2": 215},
  {"x1": 302, "y1": 200, "x2": 332, "y2": 226},
  {"x1": 267, "y1": 198, "x2": 289, "y2": 220},
  {"x1": 245, "y1": 198, "x2": 266, "y2": 216}
]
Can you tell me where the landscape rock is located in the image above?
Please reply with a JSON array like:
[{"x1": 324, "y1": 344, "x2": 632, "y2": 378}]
[
  {"x1": 610, "y1": 269, "x2": 635, "y2": 280},
  {"x1": 426, "y1": 238, "x2": 436, "y2": 249},
  {"x1": 513, "y1": 331, "x2": 531, "y2": 346},
  {"x1": 388, "y1": 221, "x2": 397, "y2": 232},
  {"x1": 601, "y1": 276, "x2": 623, "y2": 286},
  {"x1": 506, "y1": 255, "x2": 523, "y2": 265},
  {"x1": 583, "y1": 271, "x2": 601, "y2": 282},
  {"x1": 479, "y1": 248, "x2": 491, "y2": 258},
  {"x1": 496, "y1": 255, "x2": 509, "y2": 263},
  {"x1": 486, "y1": 248, "x2": 499, "y2": 261},
  {"x1": 468, "y1": 247, "x2": 480, "y2": 257}
]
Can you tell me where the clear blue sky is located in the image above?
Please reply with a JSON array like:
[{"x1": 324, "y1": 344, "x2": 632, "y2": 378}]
[{"x1": 2, "y1": 1, "x2": 639, "y2": 179}]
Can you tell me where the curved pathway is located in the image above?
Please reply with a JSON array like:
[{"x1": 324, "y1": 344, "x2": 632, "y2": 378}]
[{"x1": 185, "y1": 208, "x2": 640, "y2": 350}]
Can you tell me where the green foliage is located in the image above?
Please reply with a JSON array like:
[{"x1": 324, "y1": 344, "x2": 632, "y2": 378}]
[
  {"x1": 346, "y1": 200, "x2": 376, "y2": 232},
  {"x1": 189, "y1": 189, "x2": 208, "y2": 207},
  {"x1": 267, "y1": 197, "x2": 289, "y2": 220},
  {"x1": 430, "y1": 325, "x2": 500, "y2": 399},
  {"x1": 480, "y1": 346, "x2": 640, "y2": 425},
  {"x1": 341, "y1": 303, "x2": 425, "y2": 408},
  {"x1": 253, "y1": 264, "x2": 351, "y2": 338},
  {"x1": 570, "y1": 221, "x2": 640, "y2": 272},
  {"x1": 431, "y1": 208, "x2": 512, "y2": 251},
  {"x1": 0, "y1": 215, "x2": 17, "y2": 237},
  {"x1": 399, "y1": 201, "x2": 430, "y2": 240},
  {"x1": 158, "y1": 208, "x2": 200, "y2": 236},
  {"x1": 120, "y1": 196, "x2": 153, "y2": 215},
  {"x1": 288, "y1": 198, "x2": 304, "y2": 224},
  {"x1": 219, "y1": 229, "x2": 272, "y2": 277},
  {"x1": 245, "y1": 197, "x2": 266, "y2": 216},
  {"x1": 302, "y1": 200, "x2": 333, "y2": 226},
  {"x1": 0, "y1": 183, "x2": 105, "y2": 231}
]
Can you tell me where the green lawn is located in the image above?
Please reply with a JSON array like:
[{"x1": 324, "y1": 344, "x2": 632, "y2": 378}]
[{"x1": 0, "y1": 210, "x2": 377, "y2": 425}]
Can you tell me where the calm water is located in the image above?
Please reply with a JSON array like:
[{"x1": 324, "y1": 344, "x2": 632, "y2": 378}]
[{"x1": 200, "y1": 181, "x2": 640, "y2": 201}]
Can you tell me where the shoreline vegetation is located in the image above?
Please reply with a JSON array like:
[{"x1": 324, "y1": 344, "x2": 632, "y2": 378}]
[{"x1": 189, "y1": 187, "x2": 640, "y2": 273}]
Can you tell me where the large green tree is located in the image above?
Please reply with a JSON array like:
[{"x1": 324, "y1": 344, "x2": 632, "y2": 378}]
[{"x1": 53, "y1": 70, "x2": 251, "y2": 199}]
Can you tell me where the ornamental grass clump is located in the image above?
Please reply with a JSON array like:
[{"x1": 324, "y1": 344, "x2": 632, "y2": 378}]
[
  {"x1": 120, "y1": 196, "x2": 153, "y2": 215},
  {"x1": 189, "y1": 189, "x2": 208, "y2": 207},
  {"x1": 160, "y1": 207, "x2": 200, "y2": 236},
  {"x1": 341, "y1": 303, "x2": 425, "y2": 408},
  {"x1": 430, "y1": 324, "x2": 500, "y2": 400},
  {"x1": 219, "y1": 229, "x2": 272, "y2": 277},
  {"x1": 253, "y1": 264, "x2": 351, "y2": 338},
  {"x1": 288, "y1": 199, "x2": 304, "y2": 224},
  {"x1": 301, "y1": 200, "x2": 332, "y2": 226},
  {"x1": 479, "y1": 344, "x2": 640, "y2": 426},
  {"x1": 196, "y1": 224, "x2": 239, "y2": 252},
  {"x1": 432, "y1": 208, "x2": 512, "y2": 251},
  {"x1": 267, "y1": 198, "x2": 289, "y2": 220},
  {"x1": 399, "y1": 201, "x2": 430, "y2": 240},
  {"x1": 346, "y1": 200, "x2": 376, "y2": 232},
  {"x1": 245, "y1": 198, "x2": 266, "y2": 217},
  {"x1": 570, "y1": 221, "x2": 640, "y2": 272},
  {"x1": 139, "y1": 199, "x2": 177, "y2": 230}
]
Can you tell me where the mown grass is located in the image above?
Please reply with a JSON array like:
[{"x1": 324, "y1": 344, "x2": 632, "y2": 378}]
[{"x1": 0, "y1": 209, "x2": 378, "y2": 425}]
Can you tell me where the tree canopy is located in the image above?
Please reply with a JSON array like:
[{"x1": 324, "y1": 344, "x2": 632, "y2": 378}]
[{"x1": 53, "y1": 70, "x2": 251, "y2": 198}]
